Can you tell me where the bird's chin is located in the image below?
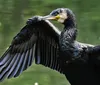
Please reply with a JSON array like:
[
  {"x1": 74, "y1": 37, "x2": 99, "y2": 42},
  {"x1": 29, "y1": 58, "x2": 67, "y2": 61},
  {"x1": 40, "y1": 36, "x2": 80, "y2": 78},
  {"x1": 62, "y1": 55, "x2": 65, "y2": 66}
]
[{"x1": 58, "y1": 18, "x2": 65, "y2": 23}]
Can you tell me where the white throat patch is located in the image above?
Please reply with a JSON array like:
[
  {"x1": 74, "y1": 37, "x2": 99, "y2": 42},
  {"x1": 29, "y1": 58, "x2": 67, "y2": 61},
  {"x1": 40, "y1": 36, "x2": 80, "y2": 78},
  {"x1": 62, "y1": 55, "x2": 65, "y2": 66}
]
[{"x1": 58, "y1": 9, "x2": 68, "y2": 23}]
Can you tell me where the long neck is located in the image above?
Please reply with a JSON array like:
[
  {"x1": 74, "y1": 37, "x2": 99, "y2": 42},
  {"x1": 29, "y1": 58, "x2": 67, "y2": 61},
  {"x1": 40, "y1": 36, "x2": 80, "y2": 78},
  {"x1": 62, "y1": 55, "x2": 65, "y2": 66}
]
[
  {"x1": 60, "y1": 18, "x2": 77, "y2": 43},
  {"x1": 63, "y1": 19, "x2": 76, "y2": 29},
  {"x1": 59, "y1": 18, "x2": 77, "y2": 52}
]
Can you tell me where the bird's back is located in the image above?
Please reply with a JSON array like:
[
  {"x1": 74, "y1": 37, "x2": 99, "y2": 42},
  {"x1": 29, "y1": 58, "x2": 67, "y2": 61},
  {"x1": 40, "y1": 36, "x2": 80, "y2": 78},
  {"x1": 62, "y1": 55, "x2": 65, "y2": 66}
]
[{"x1": 59, "y1": 41, "x2": 100, "y2": 85}]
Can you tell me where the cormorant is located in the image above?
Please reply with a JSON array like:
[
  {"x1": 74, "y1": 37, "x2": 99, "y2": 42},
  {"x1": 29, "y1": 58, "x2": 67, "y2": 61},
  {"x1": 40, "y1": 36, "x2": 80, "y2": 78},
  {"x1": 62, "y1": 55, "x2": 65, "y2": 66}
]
[{"x1": 0, "y1": 8, "x2": 100, "y2": 85}]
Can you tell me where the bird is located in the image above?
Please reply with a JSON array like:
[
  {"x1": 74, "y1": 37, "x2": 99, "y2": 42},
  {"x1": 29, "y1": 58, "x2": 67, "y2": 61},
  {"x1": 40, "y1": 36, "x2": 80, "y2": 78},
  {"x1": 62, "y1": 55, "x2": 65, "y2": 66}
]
[{"x1": 0, "y1": 8, "x2": 100, "y2": 85}]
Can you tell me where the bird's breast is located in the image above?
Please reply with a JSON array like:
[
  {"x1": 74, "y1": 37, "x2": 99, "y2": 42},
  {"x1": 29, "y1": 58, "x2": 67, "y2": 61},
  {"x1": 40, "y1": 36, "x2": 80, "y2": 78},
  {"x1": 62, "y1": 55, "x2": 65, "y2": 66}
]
[{"x1": 59, "y1": 30, "x2": 74, "y2": 51}]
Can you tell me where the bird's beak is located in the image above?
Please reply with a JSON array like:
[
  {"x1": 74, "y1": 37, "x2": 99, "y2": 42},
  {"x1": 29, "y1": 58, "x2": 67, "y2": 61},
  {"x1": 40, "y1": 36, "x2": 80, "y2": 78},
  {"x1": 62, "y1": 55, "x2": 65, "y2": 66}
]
[{"x1": 43, "y1": 15, "x2": 60, "y2": 20}]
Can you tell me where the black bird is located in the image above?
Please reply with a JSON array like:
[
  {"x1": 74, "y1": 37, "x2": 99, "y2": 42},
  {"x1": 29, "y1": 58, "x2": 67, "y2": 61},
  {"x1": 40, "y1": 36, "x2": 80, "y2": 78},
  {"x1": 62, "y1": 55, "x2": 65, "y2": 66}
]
[{"x1": 0, "y1": 8, "x2": 100, "y2": 85}]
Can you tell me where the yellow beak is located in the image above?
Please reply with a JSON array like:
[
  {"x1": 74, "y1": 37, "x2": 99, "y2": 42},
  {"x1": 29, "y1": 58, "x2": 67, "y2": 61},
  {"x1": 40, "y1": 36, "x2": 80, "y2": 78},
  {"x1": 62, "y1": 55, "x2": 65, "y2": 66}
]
[{"x1": 43, "y1": 15, "x2": 60, "y2": 20}]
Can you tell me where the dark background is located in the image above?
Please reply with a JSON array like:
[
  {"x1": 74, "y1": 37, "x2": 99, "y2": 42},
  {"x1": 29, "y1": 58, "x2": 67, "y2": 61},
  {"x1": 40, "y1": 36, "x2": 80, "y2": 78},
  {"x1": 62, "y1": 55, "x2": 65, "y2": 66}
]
[{"x1": 0, "y1": 0, "x2": 100, "y2": 85}]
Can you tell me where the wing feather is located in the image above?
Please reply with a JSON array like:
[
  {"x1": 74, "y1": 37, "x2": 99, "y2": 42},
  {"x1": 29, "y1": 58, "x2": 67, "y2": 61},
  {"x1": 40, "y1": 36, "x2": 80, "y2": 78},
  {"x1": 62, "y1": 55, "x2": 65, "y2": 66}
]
[
  {"x1": 8, "y1": 53, "x2": 24, "y2": 78},
  {"x1": 0, "y1": 17, "x2": 62, "y2": 81},
  {"x1": 7, "y1": 53, "x2": 20, "y2": 78},
  {"x1": 0, "y1": 48, "x2": 11, "y2": 66},
  {"x1": 0, "y1": 54, "x2": 17, "y2": 81}
]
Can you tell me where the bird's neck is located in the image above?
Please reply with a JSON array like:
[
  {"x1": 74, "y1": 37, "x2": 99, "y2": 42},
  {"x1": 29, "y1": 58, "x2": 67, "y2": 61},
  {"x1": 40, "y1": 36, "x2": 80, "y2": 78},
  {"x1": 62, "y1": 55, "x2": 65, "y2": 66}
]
[{"x1": 63, "y1": 19, "x2": 76, "y2": 29}]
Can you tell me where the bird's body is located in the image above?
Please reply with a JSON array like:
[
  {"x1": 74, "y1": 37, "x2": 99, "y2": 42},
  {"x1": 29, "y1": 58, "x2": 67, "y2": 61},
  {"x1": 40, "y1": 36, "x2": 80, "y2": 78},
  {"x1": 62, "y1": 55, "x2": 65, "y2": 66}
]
[
  {"x1": 0, "y1": 8, "x2": 100, "y2": 85},
  {"x1": 59, "y1": 23, "x2": 100, "y2": 85}
]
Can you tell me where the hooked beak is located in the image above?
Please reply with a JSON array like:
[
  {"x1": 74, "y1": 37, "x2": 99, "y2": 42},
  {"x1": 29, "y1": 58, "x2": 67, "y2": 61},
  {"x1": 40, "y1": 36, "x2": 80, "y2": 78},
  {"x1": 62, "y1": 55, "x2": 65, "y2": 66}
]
[{"x1": 42, "y1": 15, "x2": 60, "y2": 20}]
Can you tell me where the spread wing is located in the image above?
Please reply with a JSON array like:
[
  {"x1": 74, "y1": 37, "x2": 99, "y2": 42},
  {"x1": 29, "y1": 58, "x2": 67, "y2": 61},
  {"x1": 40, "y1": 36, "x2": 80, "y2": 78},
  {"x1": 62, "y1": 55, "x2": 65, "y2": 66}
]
[{"x1": 0, "y1": 17, "x2": 62, "y2": 81}]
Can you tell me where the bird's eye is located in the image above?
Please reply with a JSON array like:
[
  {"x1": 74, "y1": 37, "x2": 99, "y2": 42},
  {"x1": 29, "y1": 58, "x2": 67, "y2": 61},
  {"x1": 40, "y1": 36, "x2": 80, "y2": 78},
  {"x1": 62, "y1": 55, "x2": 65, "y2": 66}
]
[{"x1": 51, "y1": 11, "x2": 59, "y2": 16}]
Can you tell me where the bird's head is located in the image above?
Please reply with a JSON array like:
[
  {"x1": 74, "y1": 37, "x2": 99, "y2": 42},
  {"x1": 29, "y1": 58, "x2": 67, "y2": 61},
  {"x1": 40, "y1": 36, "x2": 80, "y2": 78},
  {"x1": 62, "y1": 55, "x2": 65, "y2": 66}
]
[{"x1": 43, "y1": 8, "x2": 76, "y2": 25}]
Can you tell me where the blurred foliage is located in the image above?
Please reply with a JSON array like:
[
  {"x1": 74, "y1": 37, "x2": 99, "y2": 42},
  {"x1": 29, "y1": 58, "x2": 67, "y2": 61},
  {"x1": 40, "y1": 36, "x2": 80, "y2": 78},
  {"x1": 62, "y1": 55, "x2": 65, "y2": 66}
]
[{"x1": 0, "y1": 0, "x2": 100, "y2": 85}]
